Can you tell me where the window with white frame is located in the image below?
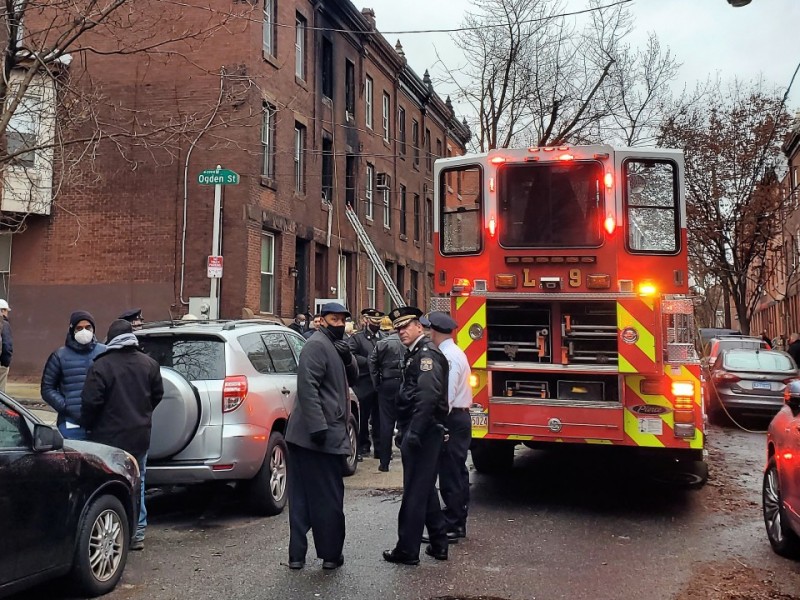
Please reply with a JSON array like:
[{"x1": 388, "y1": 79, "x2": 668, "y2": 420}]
[
  {"x1": 7, "y1": 88, "x2": 40, "y2": 168},
  {"x1": 382, "y1": 92, "x2": 390, "y2": 142},
  {"x1": 365, "y1": 163, "x2": 374, "y2": 220},
  {"x1": 294, "y1": 123, "x2": 305, "y2": 193},
  {"x1": 295, "y1": 14, "x2": 306, "y2": 80},
  {"x1": 261, "y1": 102, "x2": 276, "y2": 179},
  {"x1": 382, "y1": 181, "x2": 391, "y2": 228},
  {"x1": 260, "y1": 233, "x2": 275, "y2": 313},
  {"x1": 365, "y1": 76, "x2": 373, "y2": 130},
  {"x1": 366, "y1": 265, "x2": 376, "y2": 308},
  {"x1": 263, "y1": 0, "x2": 275, "y2": 57}
]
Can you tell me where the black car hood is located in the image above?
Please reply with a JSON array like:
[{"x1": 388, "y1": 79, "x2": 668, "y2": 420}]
[{"x1": 62, "y1": 439, "x2": 140, "y2": 484}]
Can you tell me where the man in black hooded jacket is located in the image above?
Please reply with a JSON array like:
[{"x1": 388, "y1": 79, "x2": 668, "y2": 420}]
[{"x1": 81, "y1": 319, "x2": 163, "y2": 550}]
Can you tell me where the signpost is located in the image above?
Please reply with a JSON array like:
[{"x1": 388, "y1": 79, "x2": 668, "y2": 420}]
[{"x1": 198, "y1": 166, "x2": 239, "y2": 319}]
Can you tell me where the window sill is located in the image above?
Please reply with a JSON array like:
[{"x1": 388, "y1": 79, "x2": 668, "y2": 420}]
[
  {"x1": 295, "y1": 76, "x2": 308, "y2": 90},
  {"x1": 322, "y1": 96, "x2": 333, "y2": 108},
  {"x1": 384, "y1": 226, "x2": 391, "y2": 233},
  {"x1": 366, "y1": 216, "x2": 374, "y2": 224},
  {"x1": 260, "y1": 176, "x2": 277, "y2": 190},
  {"x1": 383, "y1": 139, "x2": 391, "y2": 149},
  {"x1": 413, "y1": 164, "x2": 419, "y2": 172},
  {"x1": 414, "y1": 240, "x2": 420, "y2": 248},
  {"x1": 263, "y1": 52, "x2": 279, "y2": 67},
  {"x1": 321, "y1": 201, "x2": 331, "y2": 212},
  {"x1": 294, "y1": 191, "x2": 307, "y2": 200},
  {"x1": 400, "y1": 234, "x2": 408, "y2": 242}
]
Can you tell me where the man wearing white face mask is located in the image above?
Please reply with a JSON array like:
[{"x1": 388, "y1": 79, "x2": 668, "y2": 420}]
[{"x1": 41, "y1": 310, "x2": 106, "y2": 440}]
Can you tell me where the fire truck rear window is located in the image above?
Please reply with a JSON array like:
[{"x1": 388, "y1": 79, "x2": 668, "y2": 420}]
[
  {"x1": 440, "y1": 166, "x2": 483, "y2": 255},
  {"x1": 498, "y1": 162, "x2": 603, "y2": 248}
]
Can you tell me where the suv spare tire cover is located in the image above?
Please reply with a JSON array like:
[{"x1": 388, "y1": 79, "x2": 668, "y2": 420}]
[{"x1": 149, "y1": 367, "x2": 201, "y2": 460}]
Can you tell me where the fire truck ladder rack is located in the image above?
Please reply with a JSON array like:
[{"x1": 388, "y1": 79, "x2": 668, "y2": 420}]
[{"x1": 345, "y1": 204, "x2": 406, "y2": 308}]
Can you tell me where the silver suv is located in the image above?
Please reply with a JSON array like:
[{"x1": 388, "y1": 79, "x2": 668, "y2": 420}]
[{"x1": 136, "y1": 320, "x2": 359, "y2": 516}]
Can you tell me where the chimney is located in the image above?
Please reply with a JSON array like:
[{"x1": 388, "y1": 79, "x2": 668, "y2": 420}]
[{"x1": 361, "y1": 8, "x2": 376, "y2": 29}]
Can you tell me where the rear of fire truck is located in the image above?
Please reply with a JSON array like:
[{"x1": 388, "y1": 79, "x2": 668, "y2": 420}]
[{"x1": 431, "y1": 144, "x2": 707, "y2": 486}]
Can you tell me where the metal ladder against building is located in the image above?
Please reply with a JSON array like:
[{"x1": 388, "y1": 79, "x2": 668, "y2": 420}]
[{"x1": 344, "y1": 204, "x2": 406, "y2": 308}]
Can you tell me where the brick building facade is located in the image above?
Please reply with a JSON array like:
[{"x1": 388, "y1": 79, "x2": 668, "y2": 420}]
[{"x1": 6, "y1": 1, "x2": 470, "y2": 377}]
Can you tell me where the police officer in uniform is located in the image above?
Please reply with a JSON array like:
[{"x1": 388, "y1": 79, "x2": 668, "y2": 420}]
[
  {"x1": 119, "y1": 308, "x2": 144, "y2": 330},
  {"x1": 422, "y1": 312, "x2": 472, "y2": 541},
  {"x1": 348, "y1": 308, "x2": 384, "y2": 457},
  {"x1": 368, "y1": 316, "x2": 405, "y2": 472},
  {"x1": 383, "y1": 306, "x2": 450, "y2": 565}
]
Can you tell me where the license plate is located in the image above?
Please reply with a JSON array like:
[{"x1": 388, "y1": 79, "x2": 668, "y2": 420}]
[
  {"x1": 471, "y1": 414, "x2": 488, "y2": 427},
  {"x1": 752, "y1": 381, "x2": 771, "y2": 390}
]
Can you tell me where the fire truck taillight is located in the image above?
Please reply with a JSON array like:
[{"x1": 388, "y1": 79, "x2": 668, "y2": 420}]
[
  {"x1": 495, "y1": 274, "x2": 517, "y2": 289},
  {"x1": 638, "y1": 280, "x2": 657, "y2": 296},
  {"x1": 469, "y1": 374, "x2": 479, "y2": 388},
  {"x1": 488, "y1": 216, "x2": 497, "y2": 237},
  {"x1": 671, "y1": 381, "x2": 695, "y2": 397},
  {"x1": 490, "y1": 156, "x2": 506, "y2": 165},
  {"x1": 558, "y1": 153, "x2": 574, "y2": 161},
  {"x1": 586, "y1": 274, "x2": 611, "y2": 289},
  {"x1": 604, "y1": 172, "x2": 614, "y2": 189},
  {"x1": 452, "y1": 278, "x2": 472, "y2": 295},
  {"x1": 604, "y1": 214, "x2": 615, "y2": 234}
]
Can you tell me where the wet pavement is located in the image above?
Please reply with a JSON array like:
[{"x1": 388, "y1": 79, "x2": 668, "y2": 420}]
[{"x1": 13, "y1": 422, "x2": 800, "y2": 600}]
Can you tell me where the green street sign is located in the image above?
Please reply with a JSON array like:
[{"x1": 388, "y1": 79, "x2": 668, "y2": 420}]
[{"x1": 198, "y1": 168, "x2": 240, "y2": 185}]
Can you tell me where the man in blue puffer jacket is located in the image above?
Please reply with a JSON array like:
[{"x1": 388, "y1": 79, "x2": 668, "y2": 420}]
[{"x1": 41, "y1": 310, "x2": 106, "y2": 440}]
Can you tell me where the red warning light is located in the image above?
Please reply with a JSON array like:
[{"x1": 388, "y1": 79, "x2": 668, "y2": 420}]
[{"x1": 604, "y1": 214, "x2": 615, "y2": 234}]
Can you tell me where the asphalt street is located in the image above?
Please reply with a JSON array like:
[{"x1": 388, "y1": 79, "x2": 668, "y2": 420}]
[{"x1": 15, "y1": 418, "x2": 800, "y2": 600}]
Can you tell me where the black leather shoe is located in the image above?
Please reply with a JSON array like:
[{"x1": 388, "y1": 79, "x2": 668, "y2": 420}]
[
  {"x1": 421, "y1": 534, "x2": 457, "y2": 544},
  {"x1": 448, "y1": 526, "x2": 467, "y2": 540},
  {"x1": 425, "y1": 544, "x2": 448, "y2": 561},
  {"x1": 382, "y1": 549, "x2": 420, "y2": 565},
  {"x1": 322, "y1": 555, "x2": 344, "y2": 570},
  {"x1": 378, "y1": 464, "x2": 389, "y2": 472},
  {"x1": 288, "y1": 560, "x2": 304, "y2": 570}
]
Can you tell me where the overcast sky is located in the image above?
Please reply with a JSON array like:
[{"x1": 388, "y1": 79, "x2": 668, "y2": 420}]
[{"x1": 368, "y1": 0, "x2": 800, "y2": 121}]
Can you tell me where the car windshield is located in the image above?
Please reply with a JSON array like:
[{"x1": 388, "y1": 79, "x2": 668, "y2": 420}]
[
  {"x1": 138, "y1": 334, "x2": 225, "y2": 380},
  {"x1": 722, "y1": 350, "x2": 794, "y2": 372}
]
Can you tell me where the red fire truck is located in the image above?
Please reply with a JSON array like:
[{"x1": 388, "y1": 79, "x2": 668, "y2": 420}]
[{"x1": 432, "y1": 144, "x2": 706, "y2": 485}]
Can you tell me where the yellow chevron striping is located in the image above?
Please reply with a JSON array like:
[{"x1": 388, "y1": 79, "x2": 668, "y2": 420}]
[
  {"x1": 617, "y1": 304, "x2": 656, "y2": 362},
  {"x1": 624, "y1": 408, "x2": 666, "y2": 447},
  {"x1": 619, "y1": 355, "x2": 636, "y2": 373}
]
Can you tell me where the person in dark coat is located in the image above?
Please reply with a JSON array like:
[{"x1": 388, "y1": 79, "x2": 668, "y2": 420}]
[
  {"x1": 119, "y1": 308, "x2": 144, "y2": 330},
  {"x1": 41, "y1": 310, "x2": 106, "y2": 440},
  {"x1": 369, "y1": 316, "x2": 405, "y2": 472},
  {"x1": 81, "y1": 319, "x2": 164, "y2": 551},
  {"x1": 348, "y1": 308, "x2": 384, "y2": 457},
  {"x1": 288, "y1": 313, "x2": 307, "y2": 335},
  {"x1": 285, "y1": 302, "x2": 358, "y2": 571},
  {"x1": 787, "y1": 333, "x2": 800, "y2": 366},
  {"x1": 303, "y1": 314, "x2": 322, "y2": 339},
  {"x1": 0, "y1": 299, "x2": 11, "y2": 392},
  {"x1": 383, "y1": 306, "x2": 450, "y2": 566}
]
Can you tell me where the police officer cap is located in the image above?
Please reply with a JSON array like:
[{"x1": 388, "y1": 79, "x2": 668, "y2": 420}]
[
  {"x1": 320, "y1": 302, "x2": 351, "y2": 318},
  {"x1": 389, "y1": 306, "x2": 423, "y2": 329},
  {"x1": 119, "y1": 307, "x2": 142, "y2": 322},
  {"x1": 361, "y1": 307, "x2": 385, "y2": 319},
  {"x1": 423, "y1": 311, "x2": 457, "y2": 333}
]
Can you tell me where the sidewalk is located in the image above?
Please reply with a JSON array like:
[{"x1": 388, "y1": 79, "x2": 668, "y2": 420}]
[{"x1": 7, "y1": 381, "x2": 55, "y2": 424}]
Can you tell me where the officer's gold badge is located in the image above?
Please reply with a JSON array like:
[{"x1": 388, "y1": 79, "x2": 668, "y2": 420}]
[{"x1": 420, "y1": 357, "x2": 433, "y2": 371}]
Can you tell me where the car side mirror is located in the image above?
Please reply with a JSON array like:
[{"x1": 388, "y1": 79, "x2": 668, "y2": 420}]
[{"x1": 33, "y1": 423, "x2": 64, "y2": 452}]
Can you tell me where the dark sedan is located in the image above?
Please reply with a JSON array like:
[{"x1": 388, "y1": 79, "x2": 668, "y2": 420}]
[
  {"x1": 763, "y1": 379, "x2": 800, "y2": 558},
  {"x1": 0, "y1": 394, "x2": 140, "y2": 598},
  {"x1": 706, "y1": 349, "x2": 798, "y2": 424}
]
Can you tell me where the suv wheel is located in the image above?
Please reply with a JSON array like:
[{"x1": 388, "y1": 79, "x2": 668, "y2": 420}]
[
  {"x1": 343, "y1": 414, "x2": 359, "y2": 477},
  {"x1": 245, "y1": 431, "x2": 288, "y2": 516}
]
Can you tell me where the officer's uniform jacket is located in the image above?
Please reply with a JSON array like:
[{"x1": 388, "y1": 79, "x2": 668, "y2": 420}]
[
  {"x1": 368, "y1": 332, "x2": 405, "y2": 389},
  {"x1": 347, "y1": 328, "x2": 382, "y2": 398},
  {"x1": 397, "y1": 335, "x2": 449, "y2": 438}
]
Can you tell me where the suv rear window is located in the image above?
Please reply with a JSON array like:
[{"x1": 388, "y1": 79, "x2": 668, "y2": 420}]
[{"x1": 138, "y1": 335, "x2": 225, "y2": 381}]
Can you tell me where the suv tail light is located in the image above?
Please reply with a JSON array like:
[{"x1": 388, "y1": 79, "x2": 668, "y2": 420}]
[{"x1": 223, "y1": 375, "x2": 248, "y2": 412}]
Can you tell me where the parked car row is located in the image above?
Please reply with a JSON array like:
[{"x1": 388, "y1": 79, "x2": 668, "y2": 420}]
[
  {"x1": 698, "y1": 335, "x2": 800, "y2": 561},
  {"x1": 0, "y1": 319, "x2": 361, "y2": 598}
]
